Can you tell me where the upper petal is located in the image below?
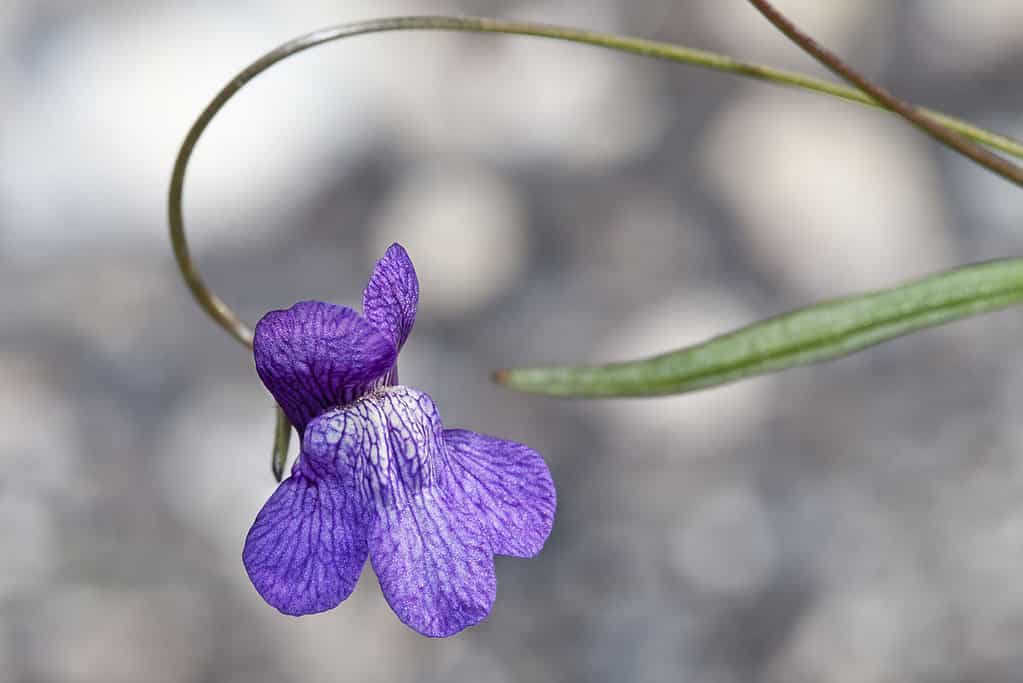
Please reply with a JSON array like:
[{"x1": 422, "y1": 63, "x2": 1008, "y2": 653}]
[
  {"x1": 362, "y1": 243, "x2": 419, "y2": 351},
  {"x1": 369, "y1": 488, "x2": 495, "y2": 637},
  {"x1": 243, "y1": 473, "x2": 369, "y2": 616},
  {"x1": 440, "y1": 429, "x2": 556, "y2": 558},
  {"x1": 254, "y1": 301, "x2": 397, "y2": 431}
]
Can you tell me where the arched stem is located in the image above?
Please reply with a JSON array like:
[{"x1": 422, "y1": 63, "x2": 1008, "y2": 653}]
[{"x1": 168, "y1": 15, "x2": 1023, "y2": 347}]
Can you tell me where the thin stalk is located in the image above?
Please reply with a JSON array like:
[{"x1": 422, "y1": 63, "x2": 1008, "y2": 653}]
[
  {"x1": 748, "y1": 0, "x2": 1023, "y2": 188},
  {"x1": 169, "y1": 15, "x2": 1023, "y2": 346}
]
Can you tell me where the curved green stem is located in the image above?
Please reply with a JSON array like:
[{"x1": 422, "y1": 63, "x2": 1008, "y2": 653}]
[{"x1": 168, "y1": 15, "x2": 1023, "y2": 347}]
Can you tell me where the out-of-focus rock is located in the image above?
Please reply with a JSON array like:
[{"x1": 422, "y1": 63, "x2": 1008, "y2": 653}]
[
  {"x1": 702, "y1": 89, "x2": 952, "y2": 297},
  {"x1": 671, "y1": 484, "x2": 780, "y2": 597},
  {"x1": 368, "y1": 163, "x2": 528, "y2": 317}
]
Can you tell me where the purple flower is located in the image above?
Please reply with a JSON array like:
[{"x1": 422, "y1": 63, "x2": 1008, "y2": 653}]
[{"x1": 242, "y1": 244, "x2": 556, "y2": 637}]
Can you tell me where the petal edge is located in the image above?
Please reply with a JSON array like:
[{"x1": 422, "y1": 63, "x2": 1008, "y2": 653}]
[
  {"x1": 363, "y1": 243, "x2": 419, "y2": 352},
  {"x1": 243, "y1": 474, "x2": 369, "y2": 616},
  {"x1": 440, "y1": 429, "x2": 556, "y2": 558},
  {"x1": 369, "y1": 489, "x2": 495, "y2": 637},
  {"x1": 254, "y1": 301, "x2": 397, "y2": 431}
]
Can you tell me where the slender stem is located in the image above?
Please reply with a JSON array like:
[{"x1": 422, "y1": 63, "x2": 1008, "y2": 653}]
[
  {"x1": 748, "y1": 0, "x2": 1023, "y2": 189},
  {"x1": 168, "y1": 15, "x2": 1023, "y2": 343},
  {"x1": 271, "y1": 406, "x2": 292, "y2": 482}
]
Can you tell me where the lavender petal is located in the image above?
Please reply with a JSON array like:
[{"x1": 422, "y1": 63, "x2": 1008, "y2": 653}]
[
  {"x1": 308, "y1": 387, "x2": 498, "y2": 636},
  {"x1": 362, "y1": 243, "x2": 419, "y2": 352},
  {"x1": 440, "y1": 429, "x2": 556, "y2": 558},
  {"x1": 304, "y1": 386, "x2": 444, "y2": 511},
  {"x1": 253, "y1": 301, "x2": 397, "y2": 431},
  {"x1": 243, "y1": 473, "x2": 369, "y2": 616},
  {"x1": 369, "y1": 489, "x2": 496, "y2": 637}
]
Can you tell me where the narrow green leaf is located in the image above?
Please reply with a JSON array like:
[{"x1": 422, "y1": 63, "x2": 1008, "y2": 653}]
[
  {"x1": 495, "y1": 258, "x2": 1023, "y2": 398},
  {"x1": 271, "y1": 405, "x2": 292, "y2": 482}
]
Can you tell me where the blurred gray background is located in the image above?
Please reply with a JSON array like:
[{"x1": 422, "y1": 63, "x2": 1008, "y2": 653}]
[{"x1": 3, "y1": 1, "x2": 1023, "y2": 681}]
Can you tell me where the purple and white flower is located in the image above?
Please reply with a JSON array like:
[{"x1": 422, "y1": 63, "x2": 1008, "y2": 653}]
[{"x1": 242, "y1": 244, "x2": 556, "y2": 637}]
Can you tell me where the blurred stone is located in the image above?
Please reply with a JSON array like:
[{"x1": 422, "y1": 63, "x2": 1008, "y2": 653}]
[
  {"x1": 388, "y1": 23, "x2": 665, "y2": 169},
  {"x1": 916, "y1": 0, "x2": 1023, "y2": 75},
  {"x1": 508, "y1": 0, "x2": 624, "y2": 29},
  {"x1": 0, "y1": 352, "x2": 77, "y2": 495},
  {"x1": 577, "y1": 188, "x2": 717, "y2": 291},
  {"x1": 423, "y1": 648, "x2": 516, "y2": 683},
  {"x1": 559, "y1": 523, "x2": 666, "y2": 617},
  {"x1": 0, "y1": 0, "x2": 28, "y2": 110},
  {"x1": 702, "y1": 89, "x2": 952, "y2": 297},
  {"x1": 0, "y1": 1, "x2": 380, "y2": 262},
  {"x1": 948, "y1": 118, "x2": 1023, "y2": 244},
  {"x1": 698, "y1": 1, "x2": 890, "y2": 72},
  {"x1": 917, "y1": 385, "x2": 1023, "y2": 671},
  {"x1": 28, "y1": 584, "x2": 212, "y2": 683},
  {"x1": 671, "y1": 485, "x2": 779, "y2": 597},
  {"x1": 952, "y1": 503, "x2": 1023, "y2": 666},
  {"x1": 369, "y1": 162, "x2": 528, "y2": 317},
  {"x1": 0, "y1": 622, "x2": 9, "y2": 674},
  {"x1": 156, "y1": 378, "x2": 281, "y2": 574},
  {"x1": 765, "y1": 583, "x2": 945, "y2": 683},
  {"x1": 584, "y1": 591, "x2": 695, "y2": 682},
  {"x1": 0, "y1": 491, "x2": 56, "y2": 602},
  {"x1": 787, "y1": 483, "x2": 916, "y2": 587},
  {"x1": 272, "y1": 581, "x2": 423, "y2": 683},
  {"x1": 17, "y1": 259, "x2": 171, "y2": 360}
]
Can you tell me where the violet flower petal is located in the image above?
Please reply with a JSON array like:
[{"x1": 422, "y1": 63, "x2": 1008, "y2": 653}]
[
  {"x1": 253, "y1": 301, "x2": 397, "y2": 431},
  {"x1": 440, "y1": 429, "x2": 556, "y2": 558},
  {"x1": 363, "y1": 243, "x2": 419, "y2": 352},
  {"x1": 306, "y1": 386, "x2": 442, "y2": 510},
  {"x1": 242, "y1": 474, "x2": 369, "y2": 616},
  {"x1": 369, "y1": 489, "x2": 496, "y2": 637},
  {"x1": 307, "y1": 387, "x2": 497, "y2": 636}
]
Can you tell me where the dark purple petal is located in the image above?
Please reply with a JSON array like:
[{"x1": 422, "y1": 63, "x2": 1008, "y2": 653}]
[
  {"x1": 243, "y1": 473, "x2": 369, "y2": 616},
  {"x1": 362, "y1": 243, "x2": 419, "y2": 351},
  {"x1": 440, "y1": 429, "x2": 556, "y2": 558},
  {"x1": 304, "y1": 386, "x2": 444, "y2": 511},
  {"x1": 369, "y1": 489, "x2": 495, "y2": 637},
  {"x1": 253, "y1": 301, "x2": 397, "y2": 431}
]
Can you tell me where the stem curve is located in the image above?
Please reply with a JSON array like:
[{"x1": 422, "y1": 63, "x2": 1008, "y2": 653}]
[{"x1": 168, "y1": 15, "x2": 1023, "y2": 346}]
